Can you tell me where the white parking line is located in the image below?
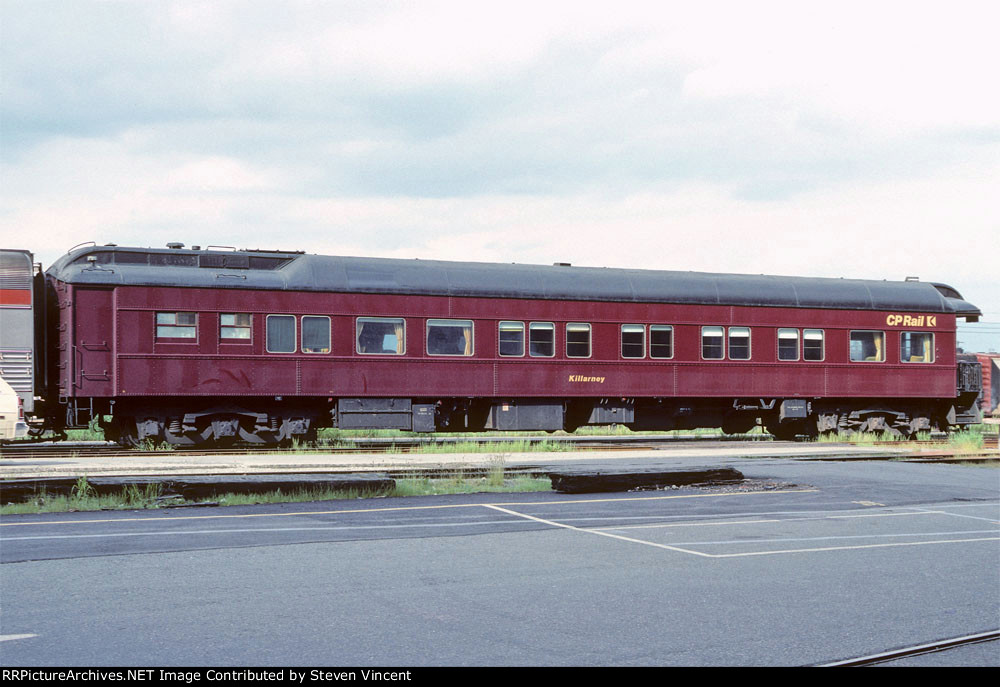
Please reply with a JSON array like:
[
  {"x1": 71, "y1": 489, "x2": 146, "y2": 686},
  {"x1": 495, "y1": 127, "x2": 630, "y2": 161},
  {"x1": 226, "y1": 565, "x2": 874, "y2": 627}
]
[
  {"x1": 644, "y1": 529, "x2": 1000, "y2": 547},
  {"x1": 907, "y1": 507, "x2": 1000, "y2": 524},
  {"x1": 558, "y1": 500, "x2": 999, "y2": 526},
  {"x1": 706, "y1": 537, "x2": 1000, "y2": 558},
  {"x1": 482, "y1": 504, "x2": 714, "y2": 557},
  {"x1": 0, "y1": 634, "x2": 38, "y2": 642},
  {"x1": 485, "y1": 504, "x2": 1000, "y2": 559},
  {"x1": 0, "y1": 518, "x2": 545, "y2": 542},
  {"x1": 596, "y1": 510, "x2": 940, "y2": 531}
]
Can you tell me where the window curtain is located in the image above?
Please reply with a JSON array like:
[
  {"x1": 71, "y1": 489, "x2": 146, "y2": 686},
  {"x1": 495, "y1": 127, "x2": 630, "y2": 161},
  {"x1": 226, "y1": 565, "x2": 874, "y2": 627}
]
[
  {"x1": 357, "y1": 323, "x2": 368, "y2": 353},
  {"x1": 394, "y1": 322, "x2": 404, "y2": 354}
]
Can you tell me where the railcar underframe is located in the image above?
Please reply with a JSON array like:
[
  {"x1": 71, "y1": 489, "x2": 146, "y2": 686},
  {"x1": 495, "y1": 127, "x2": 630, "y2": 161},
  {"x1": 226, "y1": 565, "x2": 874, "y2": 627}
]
[{"x1": 77, "y1": 386, "x2": 981, "y2": 448}]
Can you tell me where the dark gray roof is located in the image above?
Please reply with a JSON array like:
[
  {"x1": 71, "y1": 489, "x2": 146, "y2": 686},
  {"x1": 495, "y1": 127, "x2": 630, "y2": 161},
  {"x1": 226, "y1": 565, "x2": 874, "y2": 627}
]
[{"x1": 46, "y1": 244, "x2": 981, "y2": 317}]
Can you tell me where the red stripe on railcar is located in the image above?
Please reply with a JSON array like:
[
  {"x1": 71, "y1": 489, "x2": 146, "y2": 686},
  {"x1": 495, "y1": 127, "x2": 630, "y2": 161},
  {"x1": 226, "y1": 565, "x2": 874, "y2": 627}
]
[{"x1": 0, "y1": 289, "x2": 31, "y2": 306}]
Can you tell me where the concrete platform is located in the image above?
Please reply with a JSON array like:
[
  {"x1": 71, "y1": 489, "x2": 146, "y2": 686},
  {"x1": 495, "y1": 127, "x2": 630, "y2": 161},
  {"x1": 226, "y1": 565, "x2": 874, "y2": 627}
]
[
  {"x1": 0, "y1": 442, "x2": 915, "y2": 478},
  {"x1": 0, "y1": 442, "x2": 919, "y2": 502}
]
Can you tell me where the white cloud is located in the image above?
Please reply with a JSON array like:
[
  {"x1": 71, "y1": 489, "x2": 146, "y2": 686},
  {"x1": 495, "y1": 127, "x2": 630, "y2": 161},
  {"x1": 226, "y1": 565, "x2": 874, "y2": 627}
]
[
  {"x1": 675, "y1": 2, "x2": 1000, "y2": 133},
  {"x1": 164, "y1": 156, "x2": 280, "y2": 192},
  {"x1": 2, "y1": 0, "x2": 998, "y2": 326}
]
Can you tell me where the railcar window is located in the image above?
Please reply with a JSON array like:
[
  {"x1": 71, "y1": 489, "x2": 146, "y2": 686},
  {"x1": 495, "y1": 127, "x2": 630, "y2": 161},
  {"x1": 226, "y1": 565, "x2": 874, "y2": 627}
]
[
  {"x1": 849, "y1": 330, "x2": 885, "y2": 362},
  {"x1": 900, "y1": 331, "x2": 934, "y2": 363},
  {"x1": 220, "y1": 313, "x2": 252, "y2": 340},
  {"x1": 803, "y1": 329, "x2": 825, "y2": 361},
  {"x1": 199, "y1": 254, "x2": 249, "y2": 269},
  {"x1": 621, "y1": 325, "x2": 645, "y2": 359},
  {"x1": 302, "y1": 316, "x2": 331, "y2": 353},
  {"x1": 266, "y1": 315, "x2": 296, "y2": 353},
  {"x1": 566, "y1": 323, "x2": 591, "y2": 358},
  {"x1": 356, "y1": 317, "x2": 405, "y2": 355},
  {"x1": 702, "y1": 326, "x2": 724, "y2": 360},
  {"x1": 149, "y1": 253, "x2": 198, "y2": 267},
  {"x1": 114, "y1": 252, "x2": 148, "y2": 264},
  {"x1": 427, "y1": 319, "x2": 474, "y2": 356},
  {"x1": 529, "y1": 322, "x2": 555, "y2": 357},
  {"x1": 649, "y1": 325, "x2": 673, "y2": 359},
  {"x1": 156, "y1": 312, "x2": 197, "y2": 339},
  {"x1": 499, "y1": 321, "x2": 525, "y2": 357},
  {"x1": 728, "y1": 327, "x2": 751, "y2": 360},
  {"x1": 777, "y1": 328, "x2": 799, "y2": 361}
]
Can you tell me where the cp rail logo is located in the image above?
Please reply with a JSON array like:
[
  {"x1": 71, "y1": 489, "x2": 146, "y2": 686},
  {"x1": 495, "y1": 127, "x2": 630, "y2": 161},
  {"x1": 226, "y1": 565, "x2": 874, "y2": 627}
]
[{"x1": 886, "y1": 314, "x2": 937, "y2": 327}]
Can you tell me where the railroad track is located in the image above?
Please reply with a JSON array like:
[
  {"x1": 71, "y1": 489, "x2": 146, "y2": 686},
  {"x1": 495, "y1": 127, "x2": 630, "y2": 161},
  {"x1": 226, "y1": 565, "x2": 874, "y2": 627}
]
[
  {"x1": 1, "y1": 433, "x2": 996, "y2": 461},
  {"x1": 818, "y1": 630, "x2": 1000, "y2": 666},
  {"x1": 0, "y1": 433, "x2": 773, "y2": 460}
]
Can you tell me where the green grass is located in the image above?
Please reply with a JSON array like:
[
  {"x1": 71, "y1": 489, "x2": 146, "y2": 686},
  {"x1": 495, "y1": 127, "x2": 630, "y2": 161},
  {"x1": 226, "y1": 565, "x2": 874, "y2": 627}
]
[
  {"x1": 408, "y1": 439, "x2": 574, "y2": 454},
  {"x1": 392, "y1": 474, "x2": 551, "y2": 497},
  {"x1": 948, "y1": 430, "x2": 985, "y2": 453},
  {"x1": 816, "y1": 427, "x2": 993, "y2": 452},
  {"x1": 816, "y1": 430, "x2": 932, "y2": 445},
  {"x1": 0, "y1": 465, "x2": 553, "y2": 515},
  {"x1": 1, "y1": 478, "x2": 165, "y2": 514}
]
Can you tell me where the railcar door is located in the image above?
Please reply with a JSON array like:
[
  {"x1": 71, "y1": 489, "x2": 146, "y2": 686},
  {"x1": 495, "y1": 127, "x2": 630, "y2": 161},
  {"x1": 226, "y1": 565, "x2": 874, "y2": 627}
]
[{"x1": 72, "y1": 287, "x2": 114, "y2": 398}]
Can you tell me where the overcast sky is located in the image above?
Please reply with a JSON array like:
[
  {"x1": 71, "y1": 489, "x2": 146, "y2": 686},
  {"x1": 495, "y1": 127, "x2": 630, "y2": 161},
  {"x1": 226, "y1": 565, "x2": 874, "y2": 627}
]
[{"x1": 2, "y1": 0, "x2": 997, "y2": 351}]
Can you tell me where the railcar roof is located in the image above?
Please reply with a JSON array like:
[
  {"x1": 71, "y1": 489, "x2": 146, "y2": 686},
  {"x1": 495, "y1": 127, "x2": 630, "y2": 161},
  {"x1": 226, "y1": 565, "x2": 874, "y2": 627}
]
[{"x1": 46, "y1": 244, "x2": 981, "y2": 317}]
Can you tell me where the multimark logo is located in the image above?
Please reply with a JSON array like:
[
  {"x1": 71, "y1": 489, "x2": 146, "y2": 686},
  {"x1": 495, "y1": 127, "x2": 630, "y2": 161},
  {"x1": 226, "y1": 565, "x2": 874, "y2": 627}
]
[{"x1": 886, "y1": 314, "x2": 937, "y2": 327}]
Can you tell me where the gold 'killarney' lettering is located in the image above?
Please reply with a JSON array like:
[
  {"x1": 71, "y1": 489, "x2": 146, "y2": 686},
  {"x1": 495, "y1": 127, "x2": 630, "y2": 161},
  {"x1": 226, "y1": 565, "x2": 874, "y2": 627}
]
[
  {"x1": 568, "y1": 375, "x2": 606, "y2": 383},
  {"x1": 885, "y1": 314, "x2": 937, "y2": 327}
]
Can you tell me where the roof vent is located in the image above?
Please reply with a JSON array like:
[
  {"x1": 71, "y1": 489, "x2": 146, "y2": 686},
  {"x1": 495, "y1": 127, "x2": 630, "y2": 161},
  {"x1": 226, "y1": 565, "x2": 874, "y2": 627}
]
[
  {"x1": 167, "y1": 242, "x2": 185, "y2": 250},
  {"x1": 905, "y1": 276, "x2": 920, "y2": 282},
  {"x1": 553, "y1": 262, "x2": 572, "y2": 267}
]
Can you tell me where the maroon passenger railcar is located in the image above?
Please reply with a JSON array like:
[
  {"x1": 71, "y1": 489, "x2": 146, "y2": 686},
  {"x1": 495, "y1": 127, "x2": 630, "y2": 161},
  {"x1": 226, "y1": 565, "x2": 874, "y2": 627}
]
[{"x1": 38, "y1": 243, "x2": 982, "y2": 446}]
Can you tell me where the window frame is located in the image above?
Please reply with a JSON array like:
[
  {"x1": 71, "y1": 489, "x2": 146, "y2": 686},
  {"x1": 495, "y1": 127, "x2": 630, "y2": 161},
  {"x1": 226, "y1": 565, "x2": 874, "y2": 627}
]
[
  {"x1": 803, "y1": 329, "x2": 825, "y2": 362},
  {"x1": 426, "y1": 318, "x2": 475, "y2": 357},
  {"x1": 219, "y1": 313, "x2": 252, "y2": 342},
  {"x1": 265, "y1": 314, "x2": 297, "y2": 354},
  {"x1": 701, "y1": 326, "x2": 725, "y2": 360},
  {"x1": 900, "y1": 331, "x2": 935, "y2": 364},
  {"x1": 649, "y1": 325, "x2": 674, "y2": 360},
  {"x1": 528, "y1": 322, "x2": 555, "y2": 358},
  {"x1": 301, "y1": 315, "x2": 331, "y2": 354},
  {"x1": 728, "y1": 326, "x2": 751, "y2": 361},
  {"x1": 621, "y1": 324, "x2": 646, "y2": 359},
  {"x1": 498, "y1": 321, "x2": 525, "y2": 357},
  {"x1": 356, "y1": 317, "x2": 406, "y2": 355},
  {"x1": 777, "y1": 328, "x2": 800, "y2": 361},
  {"x1": 849, "y1": 330, "x2": 886, "y2": 363},
  {"x1": 566, "y1": 323, "x2": 592, "y2": 359},
  {"x1": 155, "y1": 311, "x2": 198, "y2": 340}
]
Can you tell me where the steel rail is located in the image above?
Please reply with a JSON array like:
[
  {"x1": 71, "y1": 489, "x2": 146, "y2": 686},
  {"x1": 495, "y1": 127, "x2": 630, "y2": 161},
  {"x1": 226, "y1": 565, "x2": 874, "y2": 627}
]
[
  {"x1": 0, "y1": 432, "x2": 772, "y2": 458},
  {"x1": 817, "y1": 630, "x2": 1000, "y2": 667},
  {"x1": 1, "y1": 434, "x2": 996, "y2": 461}
]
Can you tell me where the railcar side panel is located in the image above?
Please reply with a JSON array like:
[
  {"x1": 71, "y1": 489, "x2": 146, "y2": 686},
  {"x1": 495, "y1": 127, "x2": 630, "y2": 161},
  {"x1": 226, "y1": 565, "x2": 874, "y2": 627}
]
[{"x1": 50, "y1": 283, "x2": 963, "y2": 402}]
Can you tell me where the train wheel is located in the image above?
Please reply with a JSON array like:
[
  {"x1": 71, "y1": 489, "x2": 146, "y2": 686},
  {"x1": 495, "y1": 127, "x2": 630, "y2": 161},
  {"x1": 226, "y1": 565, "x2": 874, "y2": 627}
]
[
  {"x1": 857, "y1": 414, "x2": 902, "y2": 439},
  {"x1": 114, "y1": 418, "x2": 142, "y2": 448}
]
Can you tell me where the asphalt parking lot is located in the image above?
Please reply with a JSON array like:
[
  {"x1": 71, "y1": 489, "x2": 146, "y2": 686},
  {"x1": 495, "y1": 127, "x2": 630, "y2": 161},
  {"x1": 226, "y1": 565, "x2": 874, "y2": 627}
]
[{"x1": 1, "y1": 454, "x2": 997, "y2": 666}]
